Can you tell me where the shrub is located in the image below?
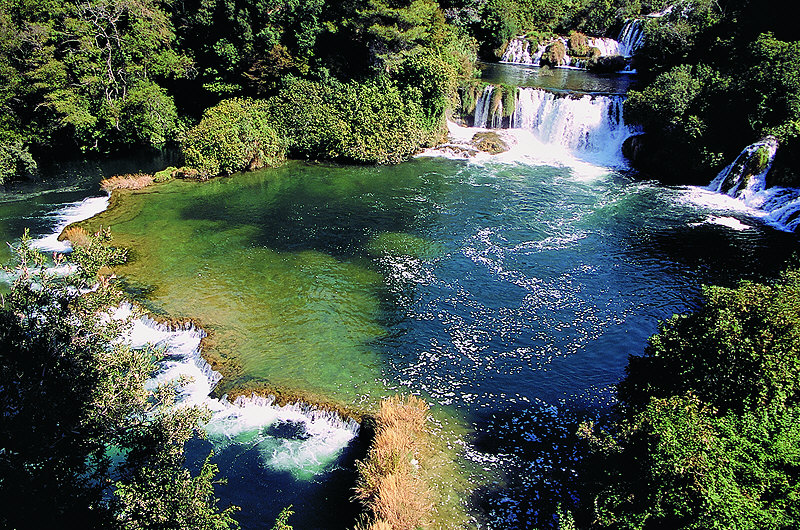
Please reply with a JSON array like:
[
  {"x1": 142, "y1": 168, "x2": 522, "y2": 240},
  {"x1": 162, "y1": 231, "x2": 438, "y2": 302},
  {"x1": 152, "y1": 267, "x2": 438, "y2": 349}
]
[
  {"x1": 267, "y1": 78, "x2": 431, "y2": 165},
  {"x1": 182, "y1": 98, "x2": 285, "y2": 178},
  {"x1": 69, "y1": 228, "x2": 128, "y2": 281},
  {"x1": 541, "y1": 40, "x2": 567, "y2": 67},
  {"x1": 100, "y1": 173, "x2": 154, "y2": 192},
  {"x1": 0, "y1": 139, "x2": 36, "y2": 185},
  {"x1": 578, "y1": 267, "x2": 800, "y2": 528},
  {"x1": 153, "y1": 166, "x2": 178, "y2": 183},
  {"x1": 568, "y1": 31, "x2": 588, "y2": 55}
]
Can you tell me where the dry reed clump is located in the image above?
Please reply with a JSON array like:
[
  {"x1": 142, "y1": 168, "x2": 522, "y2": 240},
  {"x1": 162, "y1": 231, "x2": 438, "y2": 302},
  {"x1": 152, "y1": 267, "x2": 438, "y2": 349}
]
[
  {"x1": 354, "y1": 395, "x2": 431, "y2": 530},
  {"x1": 62, "y1": 226, "x2": 90, "y2": 247},
  {"x1": 100, "y1": 173, "x2": 154, "y2": 192}
]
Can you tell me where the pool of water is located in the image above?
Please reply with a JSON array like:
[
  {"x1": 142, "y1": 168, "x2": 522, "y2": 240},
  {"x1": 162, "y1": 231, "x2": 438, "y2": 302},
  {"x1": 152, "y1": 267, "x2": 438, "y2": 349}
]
[
  {"x1": 3, "y1": 153, "x2": 798, "y2": 527},
  {"x1": 478, "y1": 61, "x2": 639, "y2": 94}
]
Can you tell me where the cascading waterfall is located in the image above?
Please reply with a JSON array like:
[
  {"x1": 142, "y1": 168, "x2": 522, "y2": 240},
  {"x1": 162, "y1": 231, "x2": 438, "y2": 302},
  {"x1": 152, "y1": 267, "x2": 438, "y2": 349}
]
[
  {"x1": 31, "y1": 195, "x2": 110, "y2": 252},
  {"x1": 501, "y1": 37, "x2": 546, "y2": 66},
  {"x1": 502, "y1": 35, "x2": 629, "y2": 70},
  {"x1": 22, "y1": 196, "x2": 362, "y2": 478},
  {"x1": 617, "y1": 19, "x2": 645, "y2": 58},
  {"x1": 471, "y1": 85, "x2": 635, "y2": 164},
  {"x1": 707, "y1": 137, "x2": 779, "y2": 198},
  {"x1": 588, "y1": 37, "x2": 622, "y2": 57},
  {"x1": 473, "y1": 85, "x2": 495, "y2": 128},
  {"x1": 706, "y1": 137, "x2": 800, "y2": 232},
  {"x1": 116, "y1": 303, "x2": 361, "y2": 478}
]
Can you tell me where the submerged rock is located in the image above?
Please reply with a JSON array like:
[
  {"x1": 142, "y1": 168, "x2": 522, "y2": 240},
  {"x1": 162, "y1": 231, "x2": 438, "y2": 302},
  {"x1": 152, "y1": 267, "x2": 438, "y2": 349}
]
[{"x1": 472, "y1": 131, "x2": 510, "y2": 154}]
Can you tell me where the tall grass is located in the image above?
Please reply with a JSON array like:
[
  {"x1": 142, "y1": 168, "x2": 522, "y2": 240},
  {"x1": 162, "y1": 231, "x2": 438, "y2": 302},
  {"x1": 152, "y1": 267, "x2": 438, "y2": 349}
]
[
  {"x1": 354, "y1": 395, "x2": 432, "y2": 530},
  {"x1": 100, "y1": 173, "x2": 154, "y2": 192}
]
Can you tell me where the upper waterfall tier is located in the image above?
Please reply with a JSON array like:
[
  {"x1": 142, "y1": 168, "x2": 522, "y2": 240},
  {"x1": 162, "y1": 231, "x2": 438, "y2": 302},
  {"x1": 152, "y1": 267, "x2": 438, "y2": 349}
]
[
  {"x1": 500, "y1": 19, "x2": 647, "y2": 72},
  {"x1": 617, "y1": 19, "x2": 645, "y2": 58},
  {"x1": 706, "y1": 137, "x2": 800, "y2": 232}
]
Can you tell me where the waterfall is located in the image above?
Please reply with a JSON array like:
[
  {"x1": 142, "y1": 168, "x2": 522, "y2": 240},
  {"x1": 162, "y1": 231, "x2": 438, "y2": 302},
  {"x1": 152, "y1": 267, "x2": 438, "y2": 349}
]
[
  {"x1": 473, "y1": 85, "x2": 495, "y2": 128},
  {"x1": 31, "y1": 195, "x2": 110, "y2": 252},
  {"x1": 708, "y1": 137, "x2": 779, "y2": 198},
  {"x1": 502, "y1": 35, "x2": 627, "y2": 70},
  {"x1": 706, "y1": 137, "x2": 800, "y2": 232},
  {"x1": 513, "y1": 89, "x2": 632, "y2": 159},
  {"x1": 588, "y1": 37, "x2": 622, "y2": 57},
  {"x1": 501, "y1": 37, "x2": 546, "y2": 66},
  {"x1": 470, "y1": 85, "x2": 635, "y2": 164},
  {"x1": 617, "y1": 19, "x2": 645, "y2": 57},
  {"x1": 113, "y1": 303, "x2": 361, "y2": 477}
]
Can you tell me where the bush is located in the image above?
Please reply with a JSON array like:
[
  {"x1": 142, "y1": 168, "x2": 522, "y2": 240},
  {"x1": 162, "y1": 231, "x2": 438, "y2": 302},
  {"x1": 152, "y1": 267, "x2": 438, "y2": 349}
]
[
  {"x1": 69, "y1": 228, "x2": 129, "y2": 282},
  {"x1": 267, "y1": 78, "x2": 432, "y2": 165},
  {"x1": 623, "y1": 64, "x2": 737, "y2": 181},
  {"x1": 578, "y1": 267, "x2": 800, "y2": 528},
  {"x1": 541, "y1": 40, "x2": 567, "y2": 67},
  {"x1": 620, "y1": 267, "x2": 800, "y2": 414},
  {"x1": 0, "y1": 138, "x2": 36, "y2": 185},
  {"x1": 182, "y1": 98, "x2": 285, "y2": 178}
]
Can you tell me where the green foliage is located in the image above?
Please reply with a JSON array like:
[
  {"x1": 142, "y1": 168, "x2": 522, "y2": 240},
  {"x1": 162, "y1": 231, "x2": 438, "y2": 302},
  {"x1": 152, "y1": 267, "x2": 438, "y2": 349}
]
[
  {"x1": 579, "y1": 267, "x2": 800, "y2": 528},
  {"x1": 114, "y1": 455, "x2": 240, "y2": 529},
  {"x1": 743, "y1": 33, "x2": 800, "y2": 139},
  {"x1": 183, "y1": 98, "x2": 285, "y2": 178},
  {"x1": 154, "y1": 166, "x2": 178, "y2": 183},
  {"x1": 635, "y1": 0, "x2": 723, "y2": 76},
  {"x1": 393, "y1": 51, "x2": 459, "y2": 131},
  {"x1": 271, "y1": 505, "x2": 294, "y2": 530},
  {"x1": 0, "y1": 137, "x2": 37, "y2": 184},
  {"x1": 267, "y1": 77, "x2": 432, "y2": 164},
  {"x1": 620, "y1": 268, "x2": 800, "y2": 414},
  {"x1": 70, "y1": 227, "x2": 129, "y2": 282},
  {"x1": 541, "y1": 39, "x2": 567, "y2": 67},
  {"x1": 0, "y1": 0, "x2": 190, "y2": 155},
  {"x1": 624, "y1": 64, "x2": 735, "y2": 181},
  {"x1": 0, "y1": 237, "x2": 239, "y2": 528},
  {"x1": 621, "y1": 3, "x2": 800, "y2": 182}
]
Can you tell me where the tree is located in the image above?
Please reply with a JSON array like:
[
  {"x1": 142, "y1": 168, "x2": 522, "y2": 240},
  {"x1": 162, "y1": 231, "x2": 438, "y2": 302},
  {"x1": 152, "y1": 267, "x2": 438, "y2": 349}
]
[
  {"x1": 0, "y1": 235, "x2": 239, "y2": 529},
  {"x1": 578, "y1": 267, "x2": 800, "y2": 528},
  {"x1": 182, "y1": 97, "x2": 285, "y2": 177}
]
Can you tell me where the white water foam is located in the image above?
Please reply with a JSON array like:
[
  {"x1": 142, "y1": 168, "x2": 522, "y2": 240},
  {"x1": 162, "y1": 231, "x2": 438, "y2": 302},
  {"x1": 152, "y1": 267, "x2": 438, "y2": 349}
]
[
  {"x1": 421, "y1": 121, "x2": 616, "y2": 180},
  {"x1": 689, "y1": 215, "x2": 753, "y2": 231},
  {"x1": 112, "y1": 303, "x2": 360, "y2": 479},
  {"x1": 31, "y1": 195, "x2": 110, "y2": 252},
  {"x1": 699, "y1": 137, "x2": 800, "y2": 232}
]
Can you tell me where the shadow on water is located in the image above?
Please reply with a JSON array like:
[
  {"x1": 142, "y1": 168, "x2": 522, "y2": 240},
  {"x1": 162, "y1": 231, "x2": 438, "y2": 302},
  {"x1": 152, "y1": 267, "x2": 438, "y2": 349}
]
[
  {"x1": 172, "y1": 160, "x2": 457, "y2": 260},
  {"x1": 185, "y1": 424, "x2": 371, "y2": 530}
]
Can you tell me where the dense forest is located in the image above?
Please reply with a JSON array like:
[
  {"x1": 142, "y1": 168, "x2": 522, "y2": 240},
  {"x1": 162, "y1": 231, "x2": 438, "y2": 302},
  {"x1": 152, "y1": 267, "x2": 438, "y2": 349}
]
[
  {"x1": 3, "y1": 1, "x2": 800, "y2": 529},
  {"x1": 1, "y1": 0, "x2": 798, "y2": 184}
]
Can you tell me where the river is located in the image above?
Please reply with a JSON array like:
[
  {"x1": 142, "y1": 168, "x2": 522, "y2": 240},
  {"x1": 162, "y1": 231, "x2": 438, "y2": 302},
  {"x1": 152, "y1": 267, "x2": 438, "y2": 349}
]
[{"x1": 2, "y1": 68, "x2": 798, "y2": 528}]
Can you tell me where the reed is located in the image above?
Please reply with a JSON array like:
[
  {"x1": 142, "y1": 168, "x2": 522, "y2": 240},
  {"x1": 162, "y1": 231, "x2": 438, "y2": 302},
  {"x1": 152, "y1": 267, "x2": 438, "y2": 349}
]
[
  {"x1": 100, "y1": 173, "x2": 154, "y2": 192},
  {"x1": 62, "y1": 226, "x2": 90, "y2": 247},
  {"x1": 354, "y1": 395, "x2": 431, "y2": 530}
]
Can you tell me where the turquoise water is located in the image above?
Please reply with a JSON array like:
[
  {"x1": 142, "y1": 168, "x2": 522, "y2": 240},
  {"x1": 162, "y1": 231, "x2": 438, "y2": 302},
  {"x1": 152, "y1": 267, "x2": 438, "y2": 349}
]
[
  {"x1": 478, "y1": 61, "x2": 638, "y2": 94},
  {"x1": 3, "y1": 154, "x2": 798, "y2": 527}
]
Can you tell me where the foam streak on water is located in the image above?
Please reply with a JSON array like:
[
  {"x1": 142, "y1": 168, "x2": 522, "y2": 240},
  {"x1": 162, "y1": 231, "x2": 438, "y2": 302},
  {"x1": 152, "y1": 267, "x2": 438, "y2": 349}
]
[
  {"x1": 112, "y1": 303, "x2": 360, "y2": 479},
  {"x1": 31, "y1": 195, "x2": 110, "y2": 252}
]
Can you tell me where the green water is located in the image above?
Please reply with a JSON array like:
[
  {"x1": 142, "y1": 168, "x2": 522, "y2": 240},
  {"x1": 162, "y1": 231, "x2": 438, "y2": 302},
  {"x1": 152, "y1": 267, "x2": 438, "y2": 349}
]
[
  {"x1": 11, "y1": 154, "x2": 799, "y2": 527},
  {"x1": 478, "y1": 61, "x2": 638, "y2": 94},
  {"x1": 86, "y1": 160, "x2": 462, "y2": 402}
]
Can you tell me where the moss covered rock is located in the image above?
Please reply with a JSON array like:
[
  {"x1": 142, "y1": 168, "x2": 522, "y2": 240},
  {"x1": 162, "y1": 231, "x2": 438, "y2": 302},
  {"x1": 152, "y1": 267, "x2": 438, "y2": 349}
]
[
  {"x1": 472, "y1": 131, "x2": 510, "y2": 154},
  {"x1": 588, "y1": 55, "x2": 626, "y2": 73},
  {"x1": 540, "y1": 40, "x2": 567, "y2": 67}
]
